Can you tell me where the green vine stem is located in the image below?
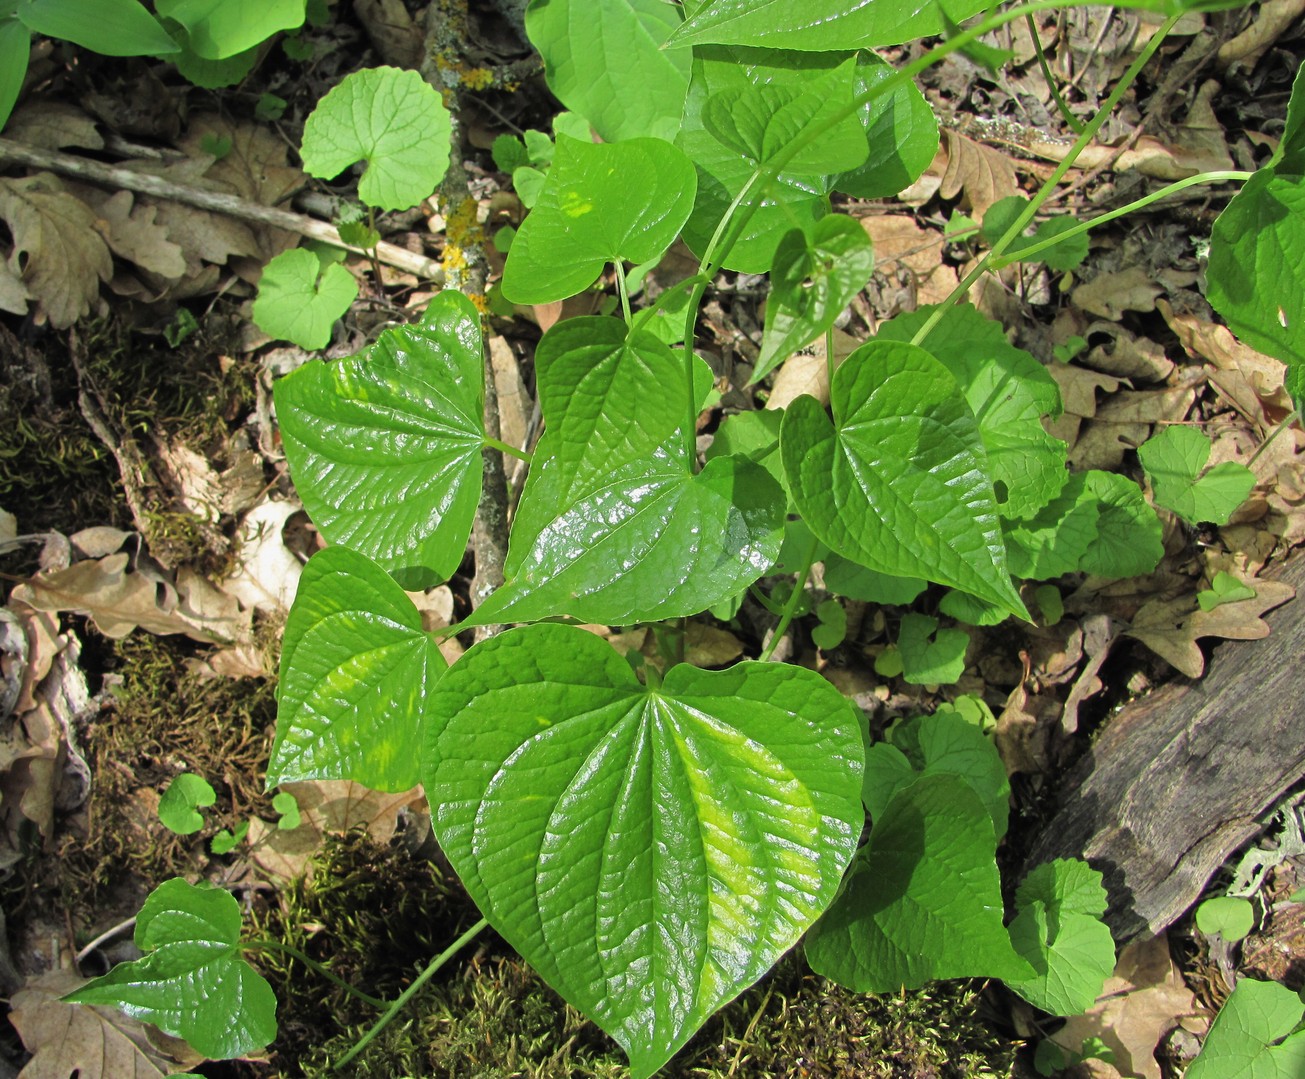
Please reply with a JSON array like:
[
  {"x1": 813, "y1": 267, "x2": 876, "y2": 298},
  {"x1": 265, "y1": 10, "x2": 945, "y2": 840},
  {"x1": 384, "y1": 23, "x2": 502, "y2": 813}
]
[
  {"x1": 484, "y1": 435, "x2": 532, "y2": 463},
  {"x1": 988, "y1": 169, "x2": 1252, "y2": 268},
  {"x1": 332, "y1": 916, "x2": 490, "y2": 1072},
  {"x1": 911, "y1": 11, "x2": 1183, "y2": 348},
  {"x1": 1027, "y1": 14, "x2": 1086, "y2": 135},
  {"x1": 758, "y1": 530, "x2": 821, "y2": 663},
  {"x1": 615, "y1": 259, "x2": 633, "y2": 325},
  {"x1": 243, "y1": 939, "x2": 387, "y2": 1009},
  {"x1": 1248, "y1": 409, "x2": 1301, "y2": 468}
]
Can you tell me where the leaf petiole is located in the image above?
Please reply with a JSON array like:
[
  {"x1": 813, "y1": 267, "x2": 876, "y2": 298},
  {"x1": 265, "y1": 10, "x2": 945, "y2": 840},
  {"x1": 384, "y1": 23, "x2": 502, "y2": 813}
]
[
  {"x1": 758, "y1": 528, "x2": 821, "y2": 663},
  {"x1": 243, "y1": 939, "x2": 387, "y2": 1009},
  {"x1": 483, "y1": 435, "x2": 532, "y2": 463}
]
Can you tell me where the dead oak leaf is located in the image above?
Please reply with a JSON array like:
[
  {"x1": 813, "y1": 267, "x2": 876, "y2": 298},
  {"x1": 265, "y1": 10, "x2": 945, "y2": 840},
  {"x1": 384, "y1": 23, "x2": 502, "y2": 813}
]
[
  {"x1": 0, "y1": 173, "x2": 112, "y2": 328},
  {"x1": 1125, "y1": 577, "x2": 1295, "y2": 678},
  {"x1": 10, "y1": 969, "x2": 201, "y2": 1079},
  {"x1": 87, "y1": 190, "x2": 187, "y2": 280},
  {"x1": 1072, "y1": 266, "x2": 1165, "y2": 321},
  {"x1": 939, "y1": 129, "x2": 1020, "y2": 215},
  {"x1": 4, "y1": 102, "x2": 104, "y2": 152}
]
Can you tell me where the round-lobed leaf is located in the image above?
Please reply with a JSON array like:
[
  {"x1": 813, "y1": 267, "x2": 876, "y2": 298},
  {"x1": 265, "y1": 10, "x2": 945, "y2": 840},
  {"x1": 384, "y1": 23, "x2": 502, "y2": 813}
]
[
  {"x1": 274, "y1": 290, "x2": 485, "y2": 586},
  {"x1": 501, "y1": 135, "x2": 698, "y2": 304},
  {"x1": 525, "y1": 0, "x2": 690, "y2": 143},
  {"x1": 781, "y1": 339, "x2": 1028, "y2": 618},
  {"x1": 1186, "y1": 977, "x2": 1305, "y2": 1079},
  {"x1": 1195, "y1": 895, "x2": 1255, "y2": 942},
  {"x1": 251, "y1": 247, "x2": 358, "y2": 350},
  {"x1": 300, "y1": 66, "x2": 452, "y2": 211},
  {"x1": 1138, "y1": 424, "x2": 1255, "y2": 525},
  {"x1": 424, "y1": 623, "x2": 865, "y2": 1079},
  {"x1": 155, "y1": 0, "x2": 304, "y2": 58},
  {"x1": 269, "y1": 546, "x2": 446, "y2": 792},
  {"x1": 64, "y1": 879, "x2": 276, "y2": 1059},
  {"x1": 157, "y1": 773, "x2": 216, "y2": 835}
]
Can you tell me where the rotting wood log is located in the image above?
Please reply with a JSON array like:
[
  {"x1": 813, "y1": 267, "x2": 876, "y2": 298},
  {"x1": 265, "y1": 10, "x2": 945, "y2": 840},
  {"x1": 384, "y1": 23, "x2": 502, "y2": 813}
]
[{"x1": 1023, "y1": 553, "x2": 1305, "y2": 942}]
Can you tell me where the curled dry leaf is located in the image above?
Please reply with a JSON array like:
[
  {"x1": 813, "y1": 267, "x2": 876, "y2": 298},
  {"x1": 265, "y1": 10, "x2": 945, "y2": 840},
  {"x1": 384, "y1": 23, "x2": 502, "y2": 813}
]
[
  {"x1": 938, "y1": 130, "x2": 1021, "y2": 215},
  {"x1": 1072, "y1": 266, "x2": 1165, "y2": 321},
  {"x1": 858, "y1": 213, "x2": 960, "y2": 308}
]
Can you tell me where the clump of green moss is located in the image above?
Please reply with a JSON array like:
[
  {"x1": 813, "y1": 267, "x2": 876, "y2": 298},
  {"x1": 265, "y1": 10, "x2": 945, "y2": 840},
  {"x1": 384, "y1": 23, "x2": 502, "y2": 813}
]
[{"x1": 262, "y1": 833, "x2": 1019, "y2": 1078}]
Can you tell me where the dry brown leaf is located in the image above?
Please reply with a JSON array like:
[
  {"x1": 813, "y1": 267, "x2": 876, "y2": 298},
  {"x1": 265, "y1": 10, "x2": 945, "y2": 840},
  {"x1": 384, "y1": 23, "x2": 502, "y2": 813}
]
[
  {"x1": 1083, "y1": 324, "x2": 1174, "y2": 382},
  {"x1": 1052, "y1": 935, "x2": 1206, "y2": 1079},
  {"x1": 10, "y1": 969, "x2": 202, "y2": 1078},
  {"x1": 1072, "y1": 266, "x2": 1164, "y2": 321},
  {"x1": 765, "y1": 329, "x2": 858, "y2": 410},
  {"x1": 14, "y1": 606, "x2": 63, "y2": 714},
  {"x1": 604, "y1": 623, "x2": 744, "y2": 669},
  {"x1": 489, "y1": 335, "x2": 529, "y2": 454},
  {"x1": 1048, "y1": 365, "x2": 1124, "y2": 419},
  {"x1": 69, "y1": 526, "x2": 134, "y2": 559},
  {"x1": 938, "y1": 130, "x2": 1020, "y2": 215},
  {"x1": 87, "y1": 190, "x2": 187, "y2": 280},
  {"x1": 249, "y1": 781, "x2": 426, "y2": 881},
  {"x1": 1125, "y1": 576, "x2": 1295, "y2": 677},
  {"x1": 13, "y1": 553, "x2": 247, "y2": 644},
  {"x1": 1219, "y1": 0, "x2": 1305, "y2": 68},
  {"x1": 5, "y1": 102, "x2": 103, "y2": 152},
  {"x1": 859, "y1": 213, "x2": 960, "y2": 308},
  {"x1": 0, "y1": 173, "x2": 112, "y2": 327}
]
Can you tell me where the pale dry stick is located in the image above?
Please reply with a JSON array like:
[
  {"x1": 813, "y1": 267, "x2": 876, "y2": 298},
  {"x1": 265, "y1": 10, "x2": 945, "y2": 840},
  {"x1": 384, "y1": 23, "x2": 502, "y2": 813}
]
[{"x1": 0, "y1": 137, "x2": 446, "y2": 283}]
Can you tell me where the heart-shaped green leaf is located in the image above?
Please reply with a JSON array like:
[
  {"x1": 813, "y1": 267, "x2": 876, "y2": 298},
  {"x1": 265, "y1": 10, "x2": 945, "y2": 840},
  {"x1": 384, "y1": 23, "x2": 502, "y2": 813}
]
[
  {"x1": 252, "y1": 247, "x2": 358, "y2": 350},
  {"x1": 157, "y1": 773, "x2": 216, "y2": 835},
  {"x1": 525, "y1": 0, "x2": 690, "y2": 143},
  {"x1": 1003, "y1": 472, "x2": 1100, "y2": 580},
  {"x1": 669, "y1": 0, "x2": 991, "y2": 49},
  {"x1": 1188, "y1": 977, "x2": 1305, "y2": 1079},
  {"x1": 424, "y1": 623, "x2": 864, "y2": 1079},
  {"x1": 755, "y1": 214, "x2": 874, "y2": 381},
  {"x1": 0, "y1": 18, "x2": 31, "y2": 134},
  {"x1": 832, "y1": 55, "x2": 939, "y2": 199},
  {"x1": 1138, "y1": 424, "x2": 1255, "y2": 525},
  {"x1": 1079, "y1": 471, "x2": 1164, "y2": 578},
  {"x1": 1195, "y1": 895, "x2": 1255, "y2": 942},
  {"x1": 533, "y1": 317, "x2": 684, "y2": 496},
  {"x1": 21, "y1": 0, "x2": 180, "y2": 55},
  {"x1": 300, "y1": 66, "x2": 451, "y2": 211},
  {"x1": 155, "y1": 0, "x2": 304, "y2": 58},
  {"x1": 64, "y1": 879, "x2": 276, "y2": 1059},
  {"x1": 274, "y1": 290, "x2": 485, "y2": 587},
  {"x1": 878, "y1": 304, "x2": 1067, "y2": 519},
  {"x1": 781, "y1": 339, "x2": 1028, "y2": 618},
  {"x1": 805, "y1": 773, "x2": 1032, "y2": 993},
  {"x1": 1007, "y1": 859, "x2": 1115, "y2": 1015},
  {"x1": 501, "y1": 135, "x2": 697, "y2": 304},
  {"x1": 269, "y1": 546, "x2": 445, "y2": 791},
  {"x1": 465, "y1": 449, "x2": 784, "y2": 627}
]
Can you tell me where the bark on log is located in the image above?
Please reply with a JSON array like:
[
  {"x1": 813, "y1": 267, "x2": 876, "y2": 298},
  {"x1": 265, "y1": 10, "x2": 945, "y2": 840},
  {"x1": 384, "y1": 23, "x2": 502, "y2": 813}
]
[{"x1": 1023, "y1": 554, "x2": 1305, "y2": 942}]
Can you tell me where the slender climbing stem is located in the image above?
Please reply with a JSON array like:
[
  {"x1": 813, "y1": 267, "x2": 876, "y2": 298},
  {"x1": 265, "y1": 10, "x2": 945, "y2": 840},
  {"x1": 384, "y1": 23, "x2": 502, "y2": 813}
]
[
  {"x1": 758, "y1": 530, "x2": 821, "y2": 663},
  {"x1": 244, "y1": 939, "x2": 387, "y2": 1009},
  {"x1": 990, "y1": 170, "x2": 1251, "y2": 268},
  {"x1": 1248, "y1": 409, "x2": 1301, "y2": 469},
  {"x1": 1028, "y1": 14, "x2": 1085, "y2": 134},
  {"x1": 332, "y1": 917, "x2": 490, "y2": 1072},
  {"x1": 615, "y1": 260, "x2": 633, "y2": 325},
  {"x1": 484, "y1": 435, "x2": 532, "y2": 463},
  {"x1": 911, "y1": 11, "x2": 1183, "y2": 350}
]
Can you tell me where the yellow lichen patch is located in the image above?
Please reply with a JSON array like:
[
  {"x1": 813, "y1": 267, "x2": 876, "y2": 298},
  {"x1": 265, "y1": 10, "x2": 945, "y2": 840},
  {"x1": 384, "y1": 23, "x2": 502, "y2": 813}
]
[
  {"x1": 442, "y1": 244, "x2": 468, "y2": 274},
  {"x1": 442, "y1": 196, "x2": 484, "y2": 249},
  {"x1": 467, "y1": 292, "x2": 490, "y2": 316},
  {"x1": 461, "y1": 66, "x2": 494, "y2": 91}
]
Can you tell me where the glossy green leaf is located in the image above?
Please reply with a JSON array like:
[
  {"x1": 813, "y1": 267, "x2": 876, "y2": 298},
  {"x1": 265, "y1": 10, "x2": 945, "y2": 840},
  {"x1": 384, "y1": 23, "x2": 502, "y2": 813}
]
[
  {"x1": 20, "y1": 0, "x2": 179, "y2": 55},
  {"x1": 0, "y1": 16, "x2": 29, "y2": 134},
  {"x1": 64, "y1": 879, "x2": 277, "y2": 1059},
  {"x1": 755, "y1": 215, "x2": 874, "y2": 382},
  {"x1": 251, "y1": 248, "x2": 357, "y2": 350},
  {"x1": 1196, "y1": 896, "x2": 1255, "y2": 942},
  {"x1": 1275, "y1": 61, "x2": 1305, "y2": 175},
  {"x1": 679, "y1": 48, "x2": 930, "y2": 272},
  {"x1": 210, "y1": 820, "x2": 249, "y2": 854},
  {"x1": 1079, "y1": 471, "x2": 1164, "y2": 578},
  {"x1": 269, "y1": 547, "x2": 445, "y2": 791},
  {"x1": 157, "y1": 773, "x2": 215, "y2": 835},
  {"x1": 897, "y1": 613, "x2": 969, "y2": 685},
  {"x1": 424, "y1": 623, "x2": 864, "y2": 1079},
  {"x1": 1003, "y1": 472, "x2": 1099, "y2": 580},
  {"x1": 155, "y1": 0, "x2": 303, "y2": 57},
  {"x1": 1138, "y1": 424, "x2": 1255, "y2": 525},
  {"x1": 782, "y1": 339, "x2": 1028, "y2": 618},
  {"x1": 168, "y1": 22, "x2": 259, "y2": 88},
  {"x1": 878, "y1": 304, "x2": 1067, "y2": 519},
  {"x1": 669, "y1": 0, "x2": 991, "y2": 49},
  {"x1": 300, "y1": 66, "x2": 451, "y2": 211},
  {"x1": 863, "y1": 711, "x2": 1010, "y2": 838},
  {"x1": 502, "y1": 136, "x2": 697, "y2": 304},
  {"x1": 823, "y1": 553, "x2": 926, "y2": 604},
  {"x1": 1007, "y1": 860, "x2": 1115, "y2": 1015},
  {"x1": 466, "y1": 450, "x2": 784, "y2": 627},
  {"x1": 938, "y1": 587, "x2": 1010, "y2": 626},
  {"x1": 806, "y1": 773, "x2": 1032, "y2": 993},
  {"x1": 704, "y1": 408, "x2": 787, "y2": 499},
  {"x1": 533, "y1": 317, "x2": 683, "y2": 497},
  {"x1": 1187, "y1": 977, "x2": 1305, "y2": 1079},
  {"x1": 1207, "y1": 170, "x2": 1305, "y2": 410},
  {"x1": 274, "y1": 291, "x2": 485, "y2": 586},
  {"x1": 525, "y1": 0, "x2": 690, "y2": 143}
]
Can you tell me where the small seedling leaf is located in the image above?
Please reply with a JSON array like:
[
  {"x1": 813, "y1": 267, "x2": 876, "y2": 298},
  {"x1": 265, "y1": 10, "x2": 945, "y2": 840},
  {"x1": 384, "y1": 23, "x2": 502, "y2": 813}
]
[
  {"x1": 1187, "y1": 977, "x2": 1305, "y2": 1079},
  {"x1": 252, "y1": 247, "x2": 357, "y2": 350},
  {"x1": 1139, "y1": 424, "x2": 1255, "y2": 525},
  {"x1": 525, "y1": 0, "x2": 690, "y2": 143},
  {"x1": 272, "y1": 791, "x2": 301, "y2": 830},
  {"x1": 782, "y1": 339, "x2": 1028, "y2": 618},
  {"x1": 755, "y1": 215, "x2": 874, "y2": 382},
  {"x1": 210, "y1": 820, "x2": 249, "y2": 854},
  {"x1": 20, "y1": 0, "x2": 180, "y2": 55},
  {"x1": 274, "y1": 290, "x2": 485, "y2": 586},
  {"x1": 425, "y1": 623, "x2": 863, "y2": 1079},
  {"x1": 898, "y1": 613, "x2": 969, "y2": 685},
  {"x1": 64, "y1": 879, "x2": 277, "y2": 1059},
  {"x1": 811, "y1": 598, "x2": 847, "y2": 650},
  {"x1": 806, "y1": 773, "x2": 1032, "y2": 992},
  {"x1": 1007, "y1": 860, "x2": 1116, "y2": 1015},
  {"x1": 155, "y1": 0, "x2": 304, "y2": 58},
  {"x1": 491, "y1": 133, "x2": 528, "y2": 174},
  {"x1": 157, "y1": 773, "x2": 215, "y2": 835},
  {"x1": 301, "y1": 66, "x2": 451, "y2": 211},
  {"x1": 1198, "y1": 571, "x2": 1258, "y2": 611},
  {"x1": 1195, "y1": 896, "x2": 1255, "y2": 942},
  {"x1": 501, "y1": 135, "x2": 697, "y2": 304},
  {"x1": 269, "y1": 546, "x2": 446, "y2": 791}
]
